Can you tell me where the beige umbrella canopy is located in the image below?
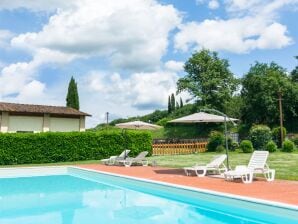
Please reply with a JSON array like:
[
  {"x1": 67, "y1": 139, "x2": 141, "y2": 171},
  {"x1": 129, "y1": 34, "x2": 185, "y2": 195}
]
[
  {"x1": 168, "y1": 112, "x2": 238, "y2": 123},
  {"x1": 116, "y1": 120, "x2": 162, "y2": 130}
]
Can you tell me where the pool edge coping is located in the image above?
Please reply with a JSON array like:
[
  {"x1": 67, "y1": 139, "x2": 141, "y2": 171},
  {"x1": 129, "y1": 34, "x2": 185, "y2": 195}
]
[{"x1": 70, "y1": 166, "x2": 298, "y2": 211}]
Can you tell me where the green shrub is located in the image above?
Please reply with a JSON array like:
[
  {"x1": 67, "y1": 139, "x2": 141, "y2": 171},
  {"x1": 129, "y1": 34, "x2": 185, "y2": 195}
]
[
  {"x1": 266, "y1": 140, "x2": 277, "y2": 152},
  {"x1": 216, "y1": 145, "x2": 225, "y2": 152},
  {"x1": 0, "y1": 131, "x2": 152, "y2": 165},
  {"x1": 249, "y1": 125, "x2": 272, "y2": 150},
  {"x1": 240, "y1": 140, "x2": 254, "y2": 153},
  {"x1": 272, "y1": 127, "x2": 287, "y2": 148},
  {"x1": 292, "y1": 137, "x2": 298, "y2": 147},
  {"x1": 282, "y1": 139, "x2": 295, "y2": 152},
  {"x1": 207, "y1": 131, "x2": 224, "y2": 152},
  {"x1": 230, "y1": 141, "x2": 239, "y2": 151}
]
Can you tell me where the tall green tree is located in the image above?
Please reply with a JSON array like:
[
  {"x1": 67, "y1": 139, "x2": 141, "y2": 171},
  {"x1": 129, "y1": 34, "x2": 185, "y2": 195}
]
[
  {"x1": 167, "y1": 96, "x2": 171, "y2": 114},
  {"x1": 180, "y1": 97, "x2": 184, "y2": 108},
  {"x1": 241, "y1": 62, "x2": 298, "y2": 128},
  {"x1": 66, "y1": 76, "x2": 80, "y2": 110},
  {"x1": 177, "y1": 49, "x2": 237, "y2": 112},
  {"x1": 170, "y1": 93, "x2": 176, "y2": 112},
  {"x1": 291, "y1": 56, "x2": 298, "y2": 82}
]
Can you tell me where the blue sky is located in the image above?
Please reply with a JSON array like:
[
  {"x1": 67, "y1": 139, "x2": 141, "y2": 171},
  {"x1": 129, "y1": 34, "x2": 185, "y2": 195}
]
[{"x1": 0, "y1": 0, "x2": 297, "y2": 127}]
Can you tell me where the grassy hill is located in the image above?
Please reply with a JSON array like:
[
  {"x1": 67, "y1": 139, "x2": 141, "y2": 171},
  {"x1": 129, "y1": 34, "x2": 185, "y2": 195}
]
[{"x1": 91, "y1": 104, "x2": 225, "y2": 139}]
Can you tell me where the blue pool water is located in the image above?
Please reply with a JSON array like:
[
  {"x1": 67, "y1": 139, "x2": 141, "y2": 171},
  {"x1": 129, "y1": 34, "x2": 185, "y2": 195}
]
[{"x1": 0, "y1": 168, "x2": 297, "y2": 224}]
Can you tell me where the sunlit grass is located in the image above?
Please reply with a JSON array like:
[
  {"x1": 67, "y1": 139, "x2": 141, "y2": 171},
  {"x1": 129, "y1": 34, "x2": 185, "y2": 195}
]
[{"x1": 1, "y1": 151, "x2": 297, "y2": 180}]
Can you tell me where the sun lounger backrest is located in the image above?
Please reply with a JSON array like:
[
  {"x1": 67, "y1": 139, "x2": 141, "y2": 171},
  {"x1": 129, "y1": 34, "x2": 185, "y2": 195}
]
[
  {"x1": 118, "y1": 150, "x2": 130, "y2": 158},
  {"x1": 247, "y1": 151, "x2": 269, "y2": 170},
  {"x1": 135, "y1": 151, "x2": 148, "y2": 160},
  {"x1": 207, "y1": 154, "x2": 227, "y2": 167}
]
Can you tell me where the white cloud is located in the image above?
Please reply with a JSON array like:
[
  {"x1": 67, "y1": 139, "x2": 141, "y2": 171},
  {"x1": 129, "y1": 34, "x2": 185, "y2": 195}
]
[
  {"x1": 84, "y1": 70, "x2": 178, "y2": 110},
  {"x1": 196, "y1": 0, "x2": 220, "y2": 9},
  {"x1": 11, "y1": 0, "x2": 181, "y2": 71},
  {"x1": 175, "y1": 0, "x2": 296, "y2": 53},
  {"x1": 164, "y1": 60, "x2": 184, "y2": 72},
  {"x1": 208, "y1": 0, "x2": 220, "y2": 9},
  {"x1": 15, "y1": 80, "x2": 46, "y2": 103},
  {"x1": 0, "y1": 30, "x2": 13, "y2": 48},
  {"x1": 0, "y1": 0, "x2": 75, "y2": 12}
]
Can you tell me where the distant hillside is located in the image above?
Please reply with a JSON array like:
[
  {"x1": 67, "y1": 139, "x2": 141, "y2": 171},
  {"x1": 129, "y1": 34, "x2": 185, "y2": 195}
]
[
  {"x1": 94, "y1": 103, "x2": 198, "y2": 129},
  {"x1": 90, "y1": 104, "x2": 225, "y2": 139}
]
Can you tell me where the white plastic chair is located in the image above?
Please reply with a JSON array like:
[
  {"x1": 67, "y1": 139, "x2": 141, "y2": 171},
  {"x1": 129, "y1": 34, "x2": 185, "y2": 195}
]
[
  {"x1": 224, "y1": 151, "x2": 275, "y2": 184},
  {"x1": 184, "y1": 155, "x2": 227, "y2": 177},
  {"x1": 118, "y1": 151, "x2": 149, "y2": 167},
  {"x1": 100, "y1": 150, "x2": 131, "y2": 165}
]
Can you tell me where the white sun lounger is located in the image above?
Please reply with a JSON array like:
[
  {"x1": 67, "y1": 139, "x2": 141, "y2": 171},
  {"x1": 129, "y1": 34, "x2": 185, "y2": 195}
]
[
  {"x1": 100, "y1": 149, "x2": 130, "y2": 165},
  {"x1": 184, "y1": 154, "x2": 227, "y2": 177},
  {"x1": 224, "y1": 151, "x2": 275, "y2": 184},
  {"x1": 118, "y1": 151, "x2": 149, "y2": 167}
]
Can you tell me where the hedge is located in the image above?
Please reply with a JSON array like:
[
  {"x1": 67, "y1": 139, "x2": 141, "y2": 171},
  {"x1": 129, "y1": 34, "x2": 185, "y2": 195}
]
[{"x1": 0, "y1": 131, "x2": 152, "y2": 165}]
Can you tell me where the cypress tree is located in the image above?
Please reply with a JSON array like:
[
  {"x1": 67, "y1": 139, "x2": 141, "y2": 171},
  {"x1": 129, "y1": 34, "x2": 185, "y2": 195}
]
[
  {"x1": 66, "y1": 76, "x2": 80, "y2": 110},
  {"x1": 170, "y1": 93, "x2": 175, "y2": 112},
  {"x1": 180, "y1": 97, "x2": 184, "y2": 108},
  {"x1": 176, "y1": 101, "x2": 179, "y2": 109},
  {"x1": 168, "y1": 96, "x2": 171, "y2": 113}
]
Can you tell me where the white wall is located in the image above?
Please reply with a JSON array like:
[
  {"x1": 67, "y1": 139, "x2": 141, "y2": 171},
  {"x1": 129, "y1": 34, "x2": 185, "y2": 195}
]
[
  {"x1": 8, "y1": 116, "x2": 43, "y2": 132},
  {"x1": 50, "y1": 117, "x2": 80, "y2": 132}
]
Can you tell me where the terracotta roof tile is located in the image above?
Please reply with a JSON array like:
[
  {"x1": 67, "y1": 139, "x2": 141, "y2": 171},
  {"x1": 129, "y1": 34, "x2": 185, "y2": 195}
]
[{"x1": 0, "y1": 102, "x2": 91, "y2": 116}]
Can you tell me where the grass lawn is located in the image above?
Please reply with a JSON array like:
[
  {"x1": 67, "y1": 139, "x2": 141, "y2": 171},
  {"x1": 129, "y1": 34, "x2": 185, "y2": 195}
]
[
  {"x1": 148, "y1": 151, "x2": 298, "y2": 181},
  {"x1": 1, "y1": 151, "x2": 297, "y2": 181}
]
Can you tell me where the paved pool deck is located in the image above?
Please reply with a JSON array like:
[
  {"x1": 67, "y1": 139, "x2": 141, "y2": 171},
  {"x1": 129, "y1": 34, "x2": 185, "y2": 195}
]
[{"x1": 78, "y1": 164, "x2": 298, "y2": 206}]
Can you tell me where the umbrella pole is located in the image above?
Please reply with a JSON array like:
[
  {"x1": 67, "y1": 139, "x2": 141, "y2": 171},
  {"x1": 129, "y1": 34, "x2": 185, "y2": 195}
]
[
  {"x1": 122, "y1": 128, "x2": 127, "y2": 159},
  {"x1": 224, "y1": 116, "x2": 230, "y2": 170}
]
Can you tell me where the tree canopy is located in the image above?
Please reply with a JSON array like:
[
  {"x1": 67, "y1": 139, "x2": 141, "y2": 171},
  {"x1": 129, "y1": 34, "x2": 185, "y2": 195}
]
[
  {"x1": 66, "y1": 76, "x2": 80, "y2": 110},
  {"x1": 241, "y1": 62, "x2": 298, "y2": 129},
  {"x1": 177, "y1": 49, "x2": 238, "y2": 113}
]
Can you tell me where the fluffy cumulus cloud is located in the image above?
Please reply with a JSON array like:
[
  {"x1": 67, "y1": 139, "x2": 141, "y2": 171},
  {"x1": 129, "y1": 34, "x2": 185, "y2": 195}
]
[
  {"x1": 0, "y1": 0, "x2": 181, "y2": 117},
  {"x1": 164, "y1": 60, "x2": 184, "y2": 72},
  {"x1": 11, "y1": 0, "x2": 181, "y2": 71},
  {"x1": 84, "y1": 70, "x2": 178, "y2": 111},
  {"x1": 175, "y1": 0, "x2": 297, "y2": 53}
]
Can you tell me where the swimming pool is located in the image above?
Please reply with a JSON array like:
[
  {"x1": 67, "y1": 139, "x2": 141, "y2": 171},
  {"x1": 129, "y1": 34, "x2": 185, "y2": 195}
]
[{"x1": 0, "y1": 167, "x2": 297, "y2": 224}]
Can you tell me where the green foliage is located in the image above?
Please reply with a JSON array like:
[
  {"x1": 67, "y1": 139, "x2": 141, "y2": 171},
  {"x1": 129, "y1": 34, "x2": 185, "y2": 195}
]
[
  {"x1": 282, "y1": 139, "x2": 295, "y2": 152},
  {"x1": 216, "y1": 145, "x2": 225, "y2": 152},
  {"x1": 0, "y1": 131, "x2": 152, "y2": 165},
  {"x1": 240, "y1": 140, "x2": 254, "y2": 153},
  {"x1": 177, "y1": 49, "x2": 238, "y2": 112},
  {"x1": 266, "y1": 140, "x2": 277, "y2": 152},
  {"x1": 168, "y1": 96, "x2": 171, "y2": 114},
  {"x1": 293, "y1": 137, "x2": 298, "y2": 147},
  {"x1": 291, "y1": 56, "x2": 298, "y2": 83},
  {"x1": 180, "y1": 97, "x2": 184, "y2": 108},
  {"x1": 207, "y1": 131, "x2": 224, "y2": 152},
  {"x1": 227, "y1": 137, "x2": 238, "y2": 151},
  {"x1": 66, "y1": 76, "x2": 80, "y2": 110},
  {"x1": 272, "y1": 127, "x2": 287, "y2": 148},
  {"x1": 223, "y1": 95, "x2": 243, "y2": 119},
  {"x1": 241, "y1": 62, "x2": 298, "y2": 129},
  {"x1": 170, "y1": 93, "x2": 176, "y2": 112},
  {"x1": 249, "y1": 125, "x2": 272, "y2": 150}
]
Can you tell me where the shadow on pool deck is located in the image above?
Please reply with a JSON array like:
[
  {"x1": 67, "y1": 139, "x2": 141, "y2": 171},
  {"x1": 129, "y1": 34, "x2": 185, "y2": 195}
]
[{"x1": 77, "y1": 164, "x2": 298, "y2": 206}]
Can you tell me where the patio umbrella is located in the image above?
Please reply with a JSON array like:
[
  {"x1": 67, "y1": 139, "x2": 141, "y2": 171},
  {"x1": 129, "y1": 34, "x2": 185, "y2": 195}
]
[
  {"x1": 116, "y1": 120, "x2": 162, "y2": 130},
  {"x1": 168, "y1": 112, "x2": 238, "y2": 123},
  {"x1": 116, "y1": 121, "x2": 162, "y2": 158},
  {"x1": 168, "y1": 111, "x2": 238, "y2": 169}
]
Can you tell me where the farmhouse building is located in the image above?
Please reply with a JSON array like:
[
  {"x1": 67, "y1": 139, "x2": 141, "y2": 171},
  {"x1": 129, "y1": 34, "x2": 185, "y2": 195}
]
[{"x1": 0, "y1": 102, "x2": 90, "y2": 133}]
